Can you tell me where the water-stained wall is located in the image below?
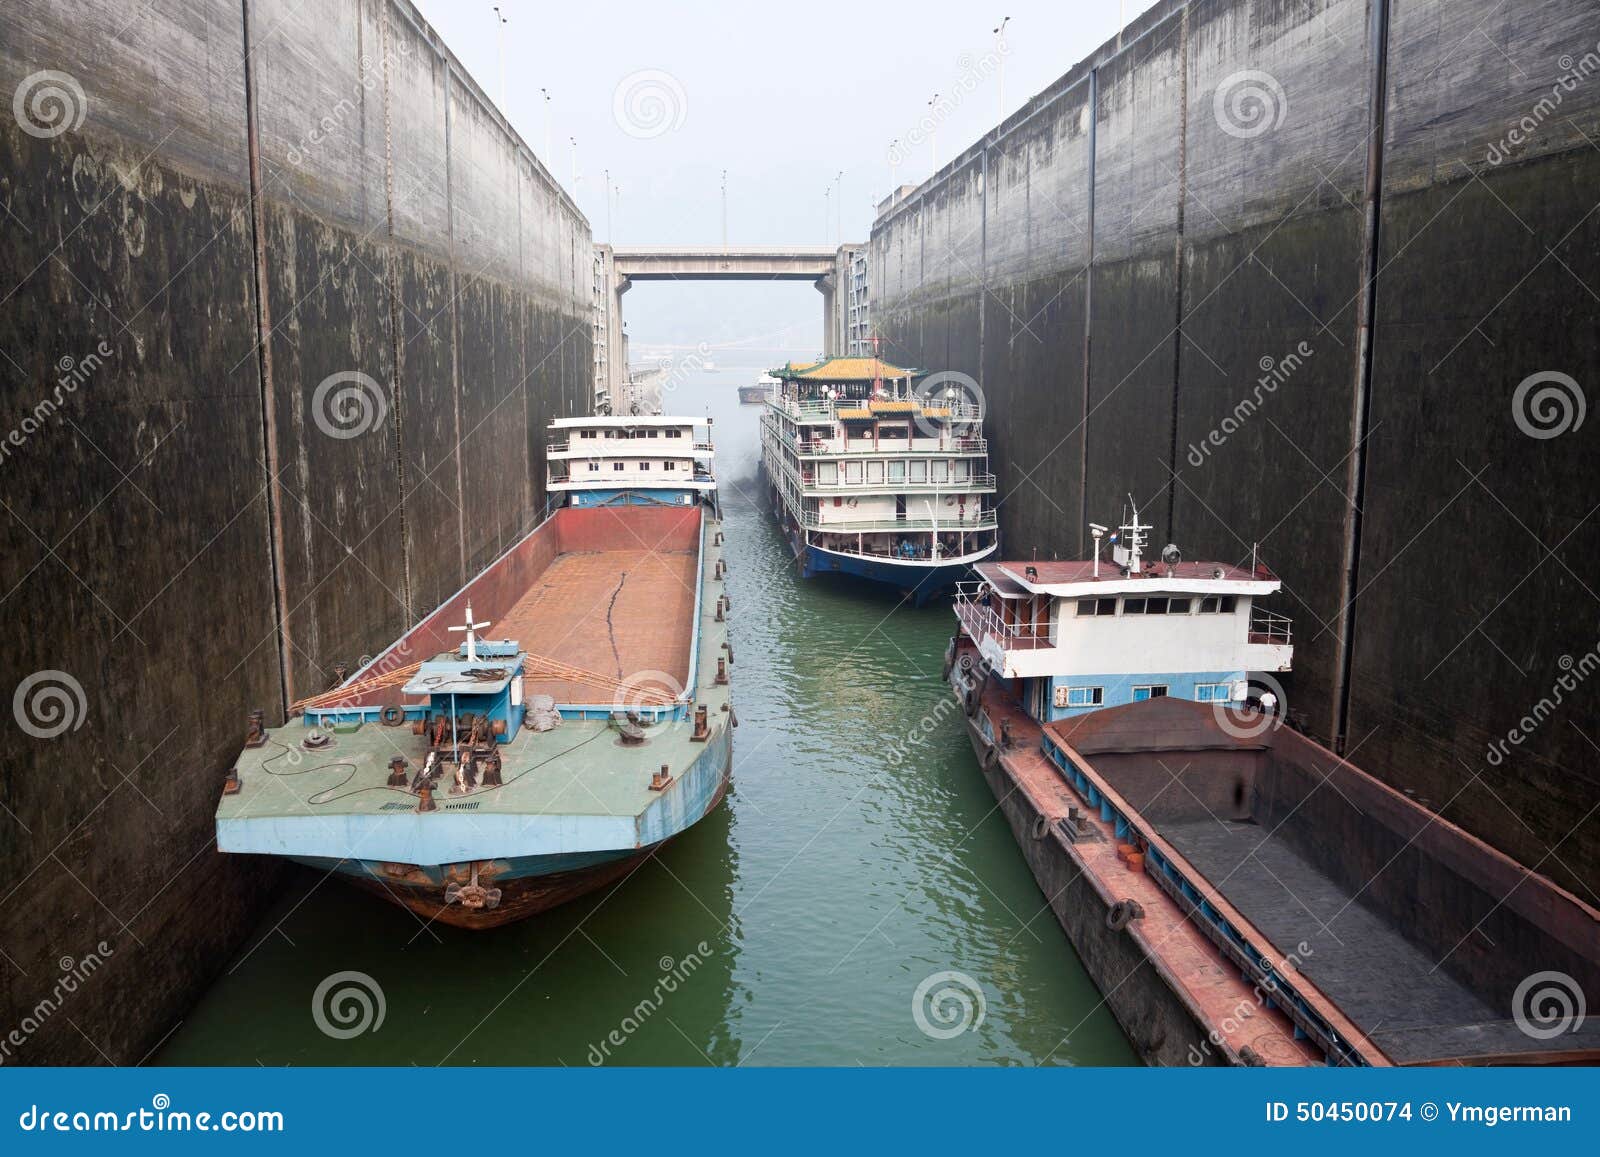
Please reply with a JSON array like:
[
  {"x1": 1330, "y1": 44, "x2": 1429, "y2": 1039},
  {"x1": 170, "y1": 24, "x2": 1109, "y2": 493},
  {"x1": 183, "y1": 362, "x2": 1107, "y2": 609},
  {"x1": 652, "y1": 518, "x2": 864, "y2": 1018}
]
[
  {"x1": 0, "y1": 0, "x2": 590, "y2": 1062},
  {"x1": 873, "y1": 0, "x2": 1599, "y2": 901}
]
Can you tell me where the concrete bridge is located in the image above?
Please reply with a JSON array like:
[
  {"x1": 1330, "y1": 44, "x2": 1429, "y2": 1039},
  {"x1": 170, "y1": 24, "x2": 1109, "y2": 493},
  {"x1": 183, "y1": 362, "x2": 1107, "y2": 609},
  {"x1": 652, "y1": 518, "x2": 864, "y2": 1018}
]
[{"x1": 596, "y1": 243, "x2": 863, "y2": 412}]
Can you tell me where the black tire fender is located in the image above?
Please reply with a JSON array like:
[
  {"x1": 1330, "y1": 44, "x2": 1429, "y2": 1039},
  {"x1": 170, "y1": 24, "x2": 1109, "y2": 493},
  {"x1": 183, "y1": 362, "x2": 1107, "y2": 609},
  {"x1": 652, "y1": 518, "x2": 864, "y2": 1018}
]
[
  {"x1": 380, "y1": 705, "x2": 405, "y2": 727},
  {"x1": 981, "y1": 742, "x2": 1000, "y2": 771},
  {"x1": 1105, "y1": 899, "x2": 1144, "y2": 933},
  {"x1": 1031, "y1": 813, "x2": 1052, "y2": 840},
  {"x1": 963, "y1": 682, "x2": 980, "y2": 718}
]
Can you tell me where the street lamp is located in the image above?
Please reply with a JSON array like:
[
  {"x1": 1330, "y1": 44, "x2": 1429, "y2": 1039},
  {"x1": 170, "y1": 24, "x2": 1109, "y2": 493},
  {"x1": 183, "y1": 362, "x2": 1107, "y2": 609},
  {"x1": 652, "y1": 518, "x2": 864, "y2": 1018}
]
[
  {"x1": 928, "y1": 94, "x2": 940, "y2": 170},
  {"x1": 492, "y1": 7, "x2": 508, "y2": 111},
  {"x1": 569, "y1": 136, "x2": 578, "y2": 189},
  {"x1": 540, "y1": 87, "x2": 552, "y2": 162},
  {"x1": 823, "y1": 186, "x2": 831, "y2": 247},
  {"x1": 889, "y1": 138, "x2": 899, "y2": 193},
  {"x1": 835, "y1": 170, "x2": 843, "y2": 245},
  {"x1": 994, "y1": 17, "x2": 1010, "y2": 119},
  {"x1": 721, "y1": 169, "x2": 728, "y2": 252}
]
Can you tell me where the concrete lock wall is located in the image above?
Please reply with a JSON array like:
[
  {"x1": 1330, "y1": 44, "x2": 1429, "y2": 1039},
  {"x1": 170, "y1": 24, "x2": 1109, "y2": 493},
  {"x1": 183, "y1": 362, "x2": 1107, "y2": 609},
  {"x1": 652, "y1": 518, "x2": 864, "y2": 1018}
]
[
  {"x1": 873, "y1": 0, "x2": 1599, "y2": 900},
  {"x1": 0, "y1": 0, "x2": 590, "y2": 1062}
]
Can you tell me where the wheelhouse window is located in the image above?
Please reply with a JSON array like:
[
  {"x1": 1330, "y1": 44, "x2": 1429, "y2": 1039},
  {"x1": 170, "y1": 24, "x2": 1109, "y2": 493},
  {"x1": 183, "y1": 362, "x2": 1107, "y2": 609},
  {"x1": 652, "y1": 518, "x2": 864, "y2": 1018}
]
[
  {"x1": 1132, "y1": 685, "x2": 1169, "y2": 701},
  {"x1": 1075, "y1": 598, "x2": 1118, "y2": 617},
  {"x1": 1123, "y1": 598, "x2": 1147, "y2": 614},
  {"x1": 1056, "y1": 685, "x2": 1104, "y2": 708},
  {"x1": 1195, "y1": 682, "x2": 1231, "y2": 702},
  {"x1": 1199, "y1": 595, "x2": 1238, "y2": 613}
]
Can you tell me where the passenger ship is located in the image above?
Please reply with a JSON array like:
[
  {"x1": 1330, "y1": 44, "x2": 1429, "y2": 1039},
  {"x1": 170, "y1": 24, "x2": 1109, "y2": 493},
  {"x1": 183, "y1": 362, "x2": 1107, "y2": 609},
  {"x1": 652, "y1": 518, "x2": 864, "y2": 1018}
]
[
  {"x1": 947, "y1": 508, "x2": 1600, "y2": 1066},
  {"x1": 215, "y1": 414, "x2": 732, "y2": 929},
  {"x1": 759, "y1": 355, "x2": 997, "y2": 603}
]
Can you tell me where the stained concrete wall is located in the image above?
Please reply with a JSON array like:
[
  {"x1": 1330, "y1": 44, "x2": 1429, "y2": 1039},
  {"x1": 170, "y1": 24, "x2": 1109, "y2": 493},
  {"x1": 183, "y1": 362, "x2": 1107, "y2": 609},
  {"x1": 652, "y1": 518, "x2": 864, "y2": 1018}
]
[
  {"x1": 0, "y1": 0, "x2": 589, "y2": 1063},
  {"x1": 874, "y1": 0, "x2": 1600, "y2": 900}
]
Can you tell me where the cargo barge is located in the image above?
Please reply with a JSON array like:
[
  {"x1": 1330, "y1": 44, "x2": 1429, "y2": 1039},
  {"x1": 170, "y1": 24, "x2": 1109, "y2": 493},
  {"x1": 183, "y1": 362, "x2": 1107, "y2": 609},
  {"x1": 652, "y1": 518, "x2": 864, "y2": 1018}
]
[
  {"x1": 948, "y1": 511, "x2": 1600, "y2": 1064},
  {"x1": 214, "y1": 416, "x2": 733, "y2": 930},
  {"x1": 759, "y1": 354, "x2": 997, "y2": 603}
]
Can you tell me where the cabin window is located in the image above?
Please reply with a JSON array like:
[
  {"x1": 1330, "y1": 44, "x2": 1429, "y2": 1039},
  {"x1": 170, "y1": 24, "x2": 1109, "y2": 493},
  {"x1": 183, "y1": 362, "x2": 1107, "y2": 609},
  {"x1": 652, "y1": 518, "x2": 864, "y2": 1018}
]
[
  {"x1": 1123, "y1": 598, "x2": 1147, "y2": 614},
  {"x1": 580, "y1": 429, "x2": 597, "y2": 439},
  {"x1": 867, "y1": 461, "x2": 885, "y2": 483},
  {"x1": 586, "y1": 462, "x2": 600, "y2": 472},
  {"x1": 1199, "y1": 596, "x2": 1219, "y2": 613},
  {"x1": 1220, "y1": 595, "x2": 1237, "y2": 613},
  {"x1": 1195, "y1": 683, "x2": 1231, "y2": 702},
  {"x1": 845, "y1": 462, "x2": 863, "y2": 484},
  {"x1": 1132, "y1": 685, "x2": 1169, "y2": 701},
  {"x1": 1146, "y1": 598, "x2": 1169, "y2": 615},
  {"x1": 931, "y1": 461, "x2": 949, "y2": 483},
  {"x1": 1075, "y1": 598, "x2": 1117, "y2": 616},
  {"x1": 646, "y1": 430, "x2": 659, "y2": 438},
  {"x1": 952, "y1": 460, "x2": 969, "y2": 481},
  {"x1": 909, "y1": 461, "x2": 927, "y2": 483},
  {"x1": 638, "y1": 462, "x2": 652, "y2": 471},
  {"x1": 663, "y1": 461, "x2": 677, "y2": 471},
  {"x1": 1167, "y1": 598, "x2": 1191, "y2": 614},
  {"x1": 666, "y1": 429, "x2": 682, "y2": 438},
  {"x1": 612, "y1": 461, "x2": 624, "y2": 471},
  {"x1": 887, "y1": 461, "x2": 905, "y2": 483},
  {"x1": 1060, "y1": 686, "x2": 1103, "y2": 708}
]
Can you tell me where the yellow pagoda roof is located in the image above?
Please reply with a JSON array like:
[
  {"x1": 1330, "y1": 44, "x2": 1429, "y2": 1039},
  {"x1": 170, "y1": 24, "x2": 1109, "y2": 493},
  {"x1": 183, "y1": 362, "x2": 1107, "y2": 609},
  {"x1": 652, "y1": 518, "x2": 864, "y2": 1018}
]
[{"x1": 773, "y1": 356, "x2": 922, "y2": 383}]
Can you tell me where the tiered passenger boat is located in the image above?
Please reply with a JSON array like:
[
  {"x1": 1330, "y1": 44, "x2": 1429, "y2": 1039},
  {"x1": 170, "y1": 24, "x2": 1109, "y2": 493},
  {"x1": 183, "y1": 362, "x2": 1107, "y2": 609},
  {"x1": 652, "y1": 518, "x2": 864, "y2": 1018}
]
[
  {"x1": 214, "y1": 415, "x2": 733, "y2": 929},
  {"x1": 759, "y1": 356, "x2": 997, "y2": 603}
]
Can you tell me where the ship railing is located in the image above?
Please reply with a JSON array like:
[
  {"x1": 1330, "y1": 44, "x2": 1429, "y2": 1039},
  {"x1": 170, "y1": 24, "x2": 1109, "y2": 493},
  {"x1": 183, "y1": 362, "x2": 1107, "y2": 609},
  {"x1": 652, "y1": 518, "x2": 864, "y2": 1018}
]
[
  {"x1": 800, "y1": 511, "x2": 998, "y2": 533},
  {"x1": 799, "y1": 473, "x2": 998, "y2": 493},
  {"x1": 952, "y1": 585, "x2": 1053, "y2": 650},
  {"x1": 547, "y1": 439, "x2": 570, "y2": 454},
  {"x1": 1248, "y1": 609, "x2": 1293, "y2": 646},
  {"x1": 794, "y1": 436, "x2": 989, "y2": 457}
]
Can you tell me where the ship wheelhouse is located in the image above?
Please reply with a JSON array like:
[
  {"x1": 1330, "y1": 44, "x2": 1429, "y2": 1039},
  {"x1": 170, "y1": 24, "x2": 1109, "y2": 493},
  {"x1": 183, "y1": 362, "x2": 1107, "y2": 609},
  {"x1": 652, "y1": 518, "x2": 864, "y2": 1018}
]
[{"x1": 952, "y1": 512, "x2": 1292, "y2": 723}]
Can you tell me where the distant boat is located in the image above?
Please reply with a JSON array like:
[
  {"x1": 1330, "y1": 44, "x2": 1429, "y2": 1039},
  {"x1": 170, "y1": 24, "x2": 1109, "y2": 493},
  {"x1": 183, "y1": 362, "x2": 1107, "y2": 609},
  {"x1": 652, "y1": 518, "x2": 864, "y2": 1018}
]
[
  {"x1": 759, "y1": 355, "x2": 997, "y2": 604},
  {"x1": 216, "y1": 415, "x2": 733, "y2": 929},
  {"x1": 738, "y1": 373, "x2": 779, "y2": 405}
]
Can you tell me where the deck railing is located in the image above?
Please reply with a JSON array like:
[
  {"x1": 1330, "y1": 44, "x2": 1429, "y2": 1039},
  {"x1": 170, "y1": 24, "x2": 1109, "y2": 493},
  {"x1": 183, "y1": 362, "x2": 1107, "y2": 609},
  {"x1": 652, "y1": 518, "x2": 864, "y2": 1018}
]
[
  {"x1": 952, "y1": 583, "x2": 1053, "y2": 650},
  {"x1": 1248, "y1": 609, "x2": 1293, "y2": 646},
  {"x1": 800, "y1": 511, "x2": 998, "y2": 533}
]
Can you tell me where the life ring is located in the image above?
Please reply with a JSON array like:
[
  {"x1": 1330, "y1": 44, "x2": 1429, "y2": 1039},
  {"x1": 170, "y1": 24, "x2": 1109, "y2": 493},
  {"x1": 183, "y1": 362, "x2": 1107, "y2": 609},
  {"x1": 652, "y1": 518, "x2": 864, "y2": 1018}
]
[
  {"x1": 846, "y1": 497, "x2": 858, "y2": 508},
  {"x1": 945, "y1": 495, "x2": 957, "y2": 506},
  {"x1": 1031, "y1": 813, "x2": 1052, "y2": 840},
  {"x1": 380, "y1": 705, "x2": 405, "y2": 727},
  {"x1": 1105, "y1": 899, "x2": 1144, "y2": 932}
]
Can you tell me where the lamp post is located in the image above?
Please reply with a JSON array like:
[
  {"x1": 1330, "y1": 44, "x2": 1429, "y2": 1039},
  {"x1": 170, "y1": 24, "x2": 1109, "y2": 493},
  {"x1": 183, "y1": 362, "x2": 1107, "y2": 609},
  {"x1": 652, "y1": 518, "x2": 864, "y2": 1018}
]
[
  {"x1": 492, "y1": 6, "x2": 507, "y2": 110},
  {"x1": 604, "y1": 168, "x2": 612, "y2": 241},
  {"x1": 889, "y1": 139, "x2": 899, "y2": 193},
  {"x1": 834, "y1": 170, "x2": 843, "y2": 246},
  {"x1": 569, "y1": 136, "x2": 578, "y2": 189},
  {"x1": 823, "y1": 186, "x2": 831, "y2": 246},
  {"x1": 540, "y1": 87, "x2": 552, "y2": 162},
  {"x1": 928, "y1": 94, "x2": 940, "y2": 171},
  {"x1": 721, "y1": 169, "x2": 728, "y2": 253},
  {"x1": 994, "y1": 16, "x2": 1010, "y2": 119}
]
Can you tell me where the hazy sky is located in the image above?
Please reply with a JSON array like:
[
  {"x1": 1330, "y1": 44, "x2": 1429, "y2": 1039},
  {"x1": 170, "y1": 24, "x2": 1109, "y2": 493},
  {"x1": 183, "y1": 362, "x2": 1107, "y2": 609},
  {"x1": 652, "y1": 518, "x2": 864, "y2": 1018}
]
[{"x1": 414, "y1": 0, "x2": 1161, "y2": 362}]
